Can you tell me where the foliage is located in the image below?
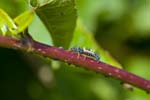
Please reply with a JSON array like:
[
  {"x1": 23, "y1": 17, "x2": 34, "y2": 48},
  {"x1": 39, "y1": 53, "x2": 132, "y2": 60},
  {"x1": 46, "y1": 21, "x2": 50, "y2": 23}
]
[
  {"x1": 0, "y1": 8, "x2": 34, "y2": 36},
  {"x1": 0, "y1": 0, "x2": 150, "y2": 100},
  {"x1": 35, "y1": 0, "x2": 77, "y2": 49}
]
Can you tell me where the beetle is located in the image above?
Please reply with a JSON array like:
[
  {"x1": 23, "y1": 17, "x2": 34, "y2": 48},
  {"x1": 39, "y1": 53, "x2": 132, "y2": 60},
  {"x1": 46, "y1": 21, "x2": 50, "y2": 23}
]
[{"x1": 71, "y1": 47, "x2": 100, "y2": 61}]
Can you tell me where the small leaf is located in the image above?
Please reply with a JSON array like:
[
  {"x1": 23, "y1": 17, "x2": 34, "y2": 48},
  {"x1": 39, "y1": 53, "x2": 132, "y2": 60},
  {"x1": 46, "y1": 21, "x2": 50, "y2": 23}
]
[
  {"x1": 30, "y1": 0, "x2": 38, "y2": 7},
  {"x1": 35, "y1": 0, "x2": 77, "y2": 49},
  {"x1": 0, "y1": 9, "x2": 18, "y2": 35},
  {"x1": 14, "y1": 9, "x2": 35, "y2": 34}
]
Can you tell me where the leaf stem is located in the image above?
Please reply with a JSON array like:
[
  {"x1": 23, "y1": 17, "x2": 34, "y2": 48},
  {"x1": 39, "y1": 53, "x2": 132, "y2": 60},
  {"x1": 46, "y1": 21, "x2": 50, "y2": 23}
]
[{"x1": 0, "y1": 35, "x2": 150, "y2": 92}]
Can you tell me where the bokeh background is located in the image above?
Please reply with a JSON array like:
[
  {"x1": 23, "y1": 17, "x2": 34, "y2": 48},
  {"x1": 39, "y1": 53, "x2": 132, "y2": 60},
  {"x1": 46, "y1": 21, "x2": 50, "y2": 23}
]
[{"x1": 0, "y1": 0, "x2": 150, "y2": 100}]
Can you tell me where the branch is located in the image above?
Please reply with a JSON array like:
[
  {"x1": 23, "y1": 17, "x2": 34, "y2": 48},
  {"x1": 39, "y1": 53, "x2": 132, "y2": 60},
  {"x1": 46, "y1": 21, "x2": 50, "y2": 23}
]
[{"x1": 0, "y1": 35, "x2": 150, "y2": 93}]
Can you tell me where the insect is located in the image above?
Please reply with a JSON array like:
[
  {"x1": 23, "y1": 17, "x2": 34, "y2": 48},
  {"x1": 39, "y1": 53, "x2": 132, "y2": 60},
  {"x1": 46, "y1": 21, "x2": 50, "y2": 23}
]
[{"x1": 71, "y1": 47, "x2": 100, "y2": 61}]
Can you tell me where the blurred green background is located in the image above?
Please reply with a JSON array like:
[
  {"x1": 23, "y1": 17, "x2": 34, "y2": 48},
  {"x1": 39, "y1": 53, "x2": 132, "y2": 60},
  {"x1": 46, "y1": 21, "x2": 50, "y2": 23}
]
[{"x1": 0, "y1": 0, "x2": 150, "y2": 100}]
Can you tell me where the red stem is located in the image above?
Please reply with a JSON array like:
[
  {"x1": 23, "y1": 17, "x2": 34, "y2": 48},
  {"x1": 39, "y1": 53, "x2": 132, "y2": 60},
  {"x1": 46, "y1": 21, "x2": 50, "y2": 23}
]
[{"x1": 0, "y1": 35, "x2": 150, "y2": 92}]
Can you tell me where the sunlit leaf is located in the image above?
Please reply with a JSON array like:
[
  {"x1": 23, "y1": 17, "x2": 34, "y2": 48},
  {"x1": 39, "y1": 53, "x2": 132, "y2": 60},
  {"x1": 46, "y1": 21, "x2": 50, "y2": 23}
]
[
  {"x1": 14, "y1": 9, "x2": 35, "y2": 34},
  {"x1": 35, "y1": 0, "x2": 77, "y2": 49},
  {"x1": 0, "y1": 9, "x2": 18, "y2": 35}
]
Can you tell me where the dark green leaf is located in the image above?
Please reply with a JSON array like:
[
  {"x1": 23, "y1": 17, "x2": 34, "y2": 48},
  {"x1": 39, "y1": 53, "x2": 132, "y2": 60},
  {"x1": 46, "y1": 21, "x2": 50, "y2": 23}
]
[
  {"x1": 35, "y1": 0, "x2": 77, "y2": 49},
  {"x1": 30, "y1": 0, "x2": 38, "y2": 7}
]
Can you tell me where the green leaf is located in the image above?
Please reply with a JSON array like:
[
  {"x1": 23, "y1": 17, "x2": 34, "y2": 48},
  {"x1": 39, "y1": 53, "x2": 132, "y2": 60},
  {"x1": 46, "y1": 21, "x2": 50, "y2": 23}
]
[
  {"x1": 14, "y1": 9, "x2": 35, "y2": 34},
  {"x1": 0, "y1": 0, "x2": 28, "y2": 18},
  {"x1": 0, "y1": 9, "x2": 34, "y2": 36},
  {"x1": 35, "y1": 0, "x2": 77, "y2": 49},
  {"x1": 30, "y1": 0, "x2": 38, "y2": 7},
  {"x1": 70, "y1": 19, "x2": 122, "y2": 68},
  {"x1": 0, "y1": 9, "x2": 18, "y2": 35}
]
